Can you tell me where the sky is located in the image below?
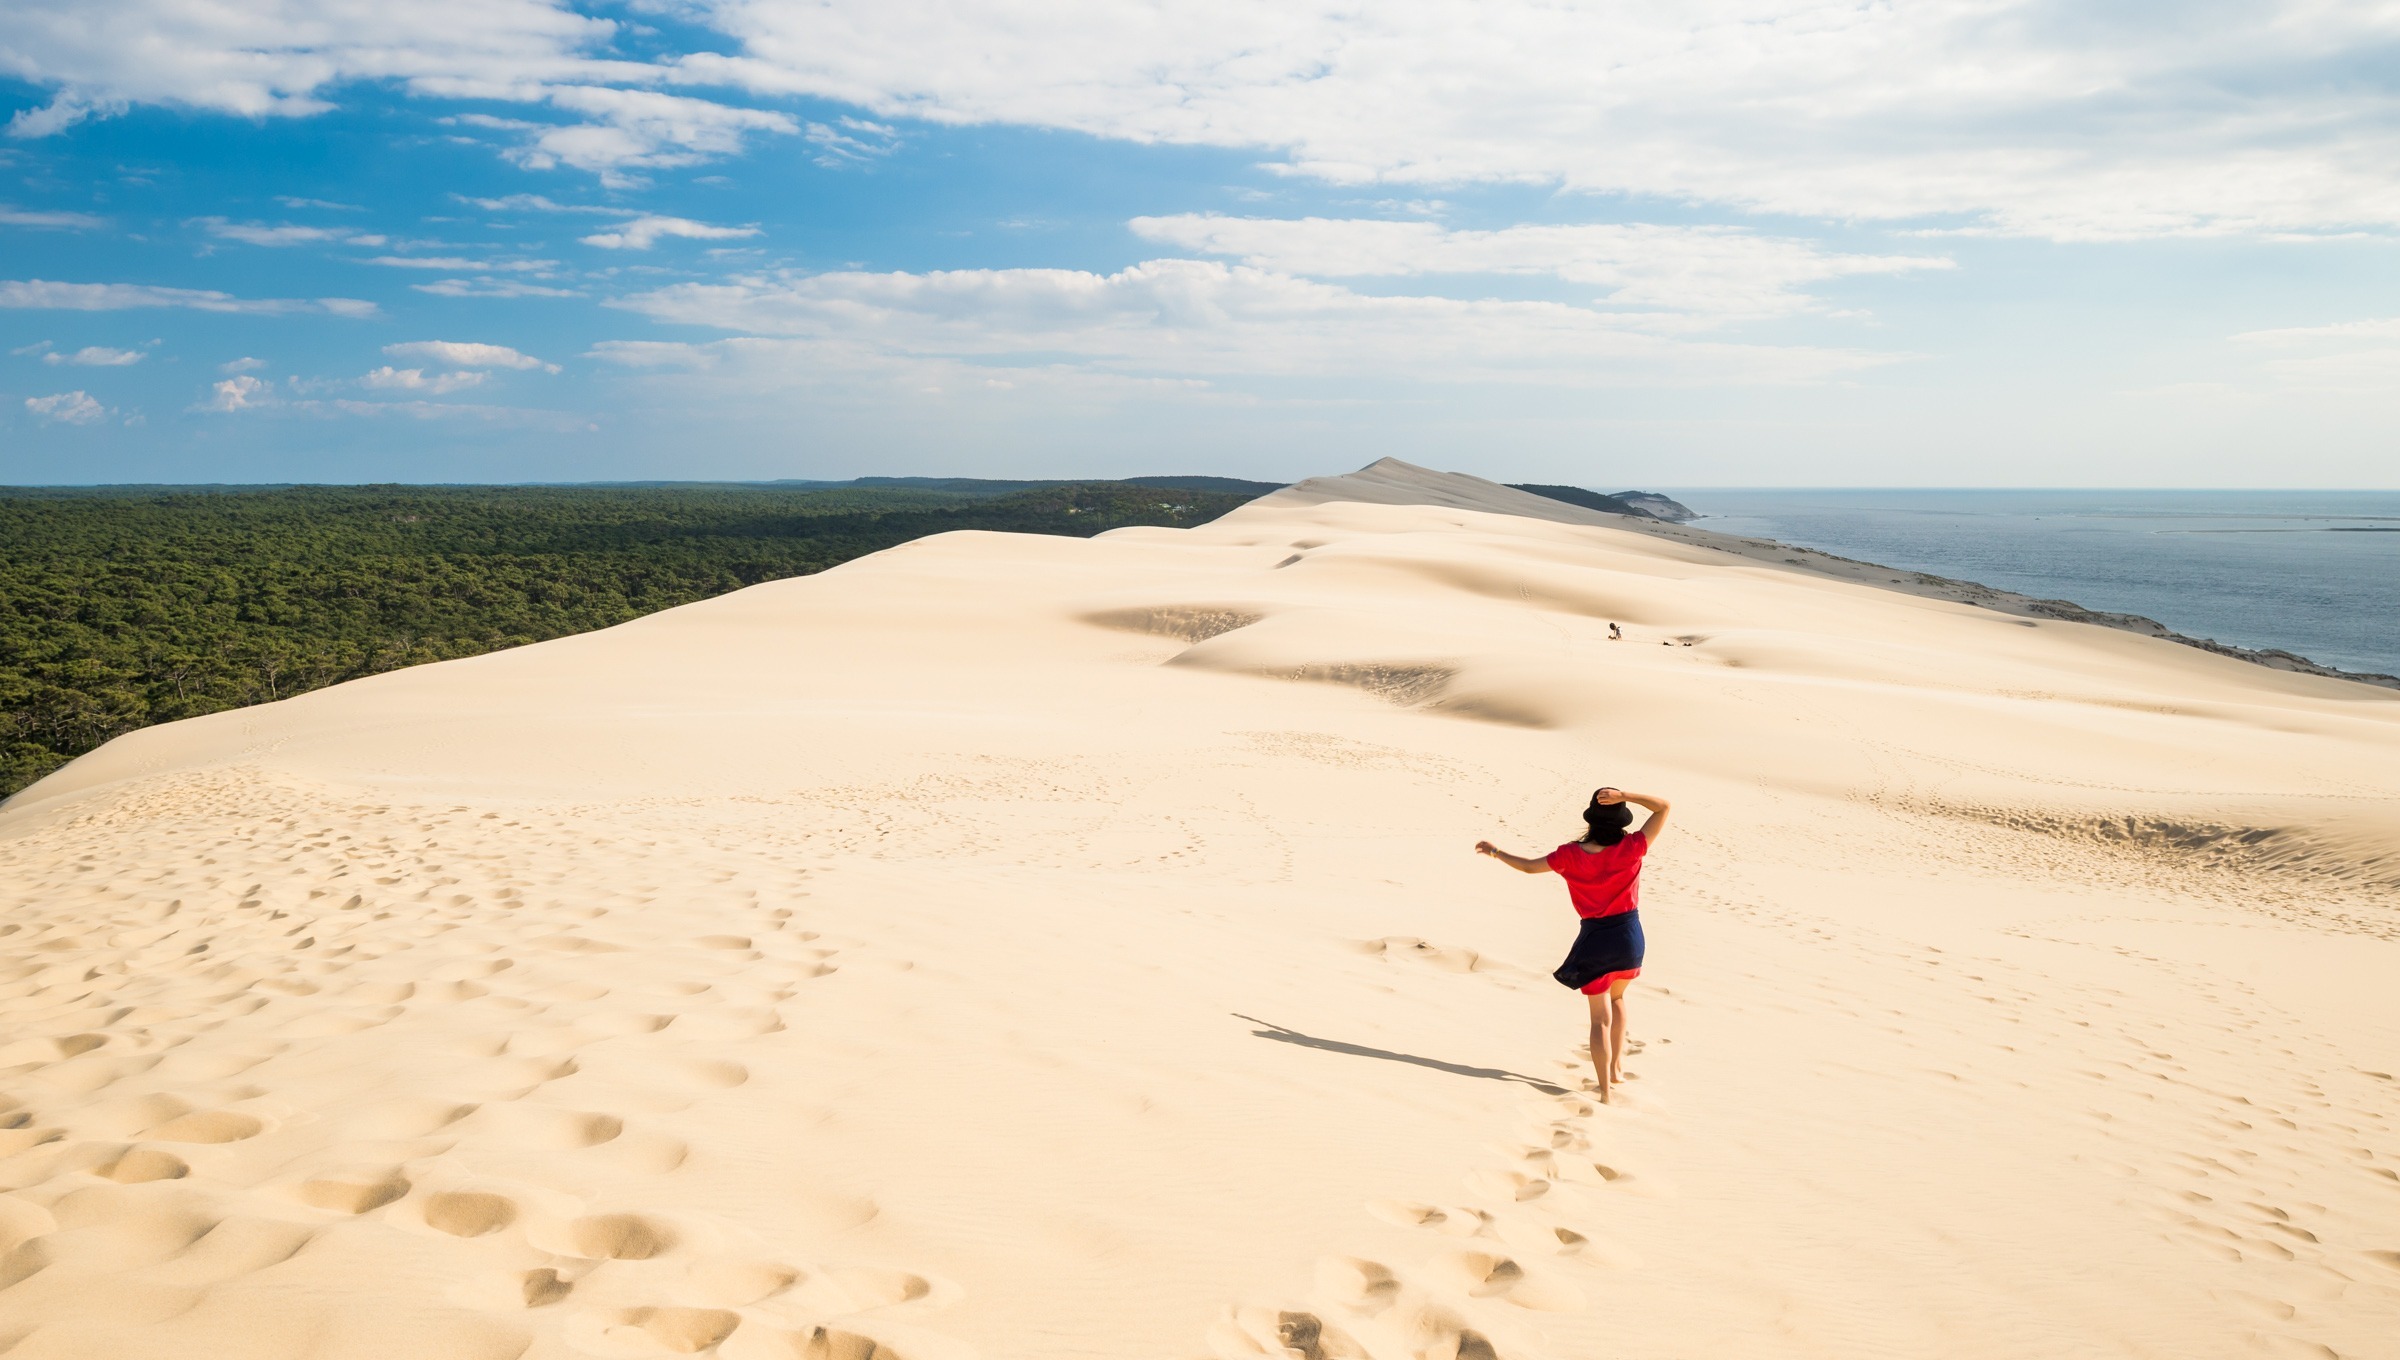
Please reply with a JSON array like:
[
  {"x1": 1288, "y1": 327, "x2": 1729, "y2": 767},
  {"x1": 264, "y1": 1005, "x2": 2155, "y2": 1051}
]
[{"x1": 2, "y1": 1, "x2": 2397, "y2": 488}]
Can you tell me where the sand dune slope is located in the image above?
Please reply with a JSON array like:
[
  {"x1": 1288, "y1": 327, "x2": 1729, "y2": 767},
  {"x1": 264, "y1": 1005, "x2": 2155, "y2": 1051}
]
[{"x1": 3, "y1": 461, "x2": 2398, "y2": 1360}]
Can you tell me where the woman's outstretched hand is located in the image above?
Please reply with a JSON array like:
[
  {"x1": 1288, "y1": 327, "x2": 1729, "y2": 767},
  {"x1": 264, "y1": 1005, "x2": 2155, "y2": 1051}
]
[
  {"x1": 1593, "y1": 787, "x2": 1626, "y2": 805},
  {"x1": 1476, "y1": 841, "x2": 1552, "y2": 874}
]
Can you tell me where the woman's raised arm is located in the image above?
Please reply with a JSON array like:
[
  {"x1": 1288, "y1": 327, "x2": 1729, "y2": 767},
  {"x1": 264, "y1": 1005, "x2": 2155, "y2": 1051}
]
[{"x1": 1595, "y1": 788, "x2": 1671, "y2": 844}]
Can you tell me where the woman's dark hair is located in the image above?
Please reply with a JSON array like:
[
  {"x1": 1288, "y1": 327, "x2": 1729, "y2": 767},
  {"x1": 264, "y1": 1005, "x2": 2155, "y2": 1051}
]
[{"x1": 1582, "y1": 795, "x2": 1634, "y2": 846}]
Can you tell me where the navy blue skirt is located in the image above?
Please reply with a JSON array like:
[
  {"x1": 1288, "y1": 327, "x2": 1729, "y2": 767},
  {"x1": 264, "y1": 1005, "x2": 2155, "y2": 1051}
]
[{"x1": 1553, "y1": 911, "x2": 1644, "y2": 991}]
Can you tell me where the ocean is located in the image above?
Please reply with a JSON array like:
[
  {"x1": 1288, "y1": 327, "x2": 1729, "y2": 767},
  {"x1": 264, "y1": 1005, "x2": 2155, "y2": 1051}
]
[{"x1": 1670, "y1": 489, "x2": 2400, "y2": 679}]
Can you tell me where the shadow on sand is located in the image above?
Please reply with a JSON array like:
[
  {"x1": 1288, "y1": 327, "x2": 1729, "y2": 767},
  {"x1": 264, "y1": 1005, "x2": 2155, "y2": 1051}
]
[{"x1": 1235, "y1": 1014, "x2": 1570, "y2": 1096}]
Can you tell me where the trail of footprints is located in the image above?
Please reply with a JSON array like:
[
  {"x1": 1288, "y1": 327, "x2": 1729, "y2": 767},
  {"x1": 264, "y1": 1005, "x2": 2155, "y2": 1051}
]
[
  {"x1": 0, "y1": 773, "x2": 964, "y2": 1360},
  {"x1": 1208, "y1": 1045, "x2": 1655, "y2": 1360}
]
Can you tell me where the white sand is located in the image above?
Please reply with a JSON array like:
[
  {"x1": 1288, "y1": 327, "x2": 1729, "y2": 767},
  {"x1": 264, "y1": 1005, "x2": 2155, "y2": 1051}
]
[{"x1": 3, "y1": 458, "x2": 2397, "y2": 1360}]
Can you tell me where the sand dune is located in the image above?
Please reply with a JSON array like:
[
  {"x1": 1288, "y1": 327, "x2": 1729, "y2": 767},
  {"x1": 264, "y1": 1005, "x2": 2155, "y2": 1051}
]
[{"x1": 3, "y1": 459, "x2": 2397, "y2": 1360}]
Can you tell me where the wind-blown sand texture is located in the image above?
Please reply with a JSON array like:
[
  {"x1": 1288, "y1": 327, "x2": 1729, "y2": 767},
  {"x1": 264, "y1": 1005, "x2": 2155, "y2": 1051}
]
[{"x1": 4, "y1": 459, "x2": 2397, "y2": 1360}]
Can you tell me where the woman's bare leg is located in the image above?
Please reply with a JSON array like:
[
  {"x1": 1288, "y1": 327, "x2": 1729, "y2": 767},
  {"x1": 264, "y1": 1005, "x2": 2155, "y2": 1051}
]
[
  {"x1": 1606, "y1": 982, "x2": 1632, "y2": 1084},
  {"x1": 1584, "y1": 991, "x2": 1614, "y2": 1100}
]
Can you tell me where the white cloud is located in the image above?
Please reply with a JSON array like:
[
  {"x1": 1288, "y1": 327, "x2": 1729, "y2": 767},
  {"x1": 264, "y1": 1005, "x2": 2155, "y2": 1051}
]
[
  {"x1": 186, "y1": 365, "x2": 584, "y2": 424},
  {"x1": 0, "y1": 0, "x2": 634, "y2": 122},
  {"x1": 579, "y1": 214, "x2": 760, "y2": 250},
  {"x1": 361, "y1": 365, "x2": 488, "y2": 393},
  {"x1": 611, "y1": 258, "x2": 1890, "y2": 386},
  {"x1": 197, "y1": 373, "x2": 270, "y2": 411},
  {"x1": 7, "y1": 93, "x2": 120, "y2": 137},
  {"x1": 315, "y1": 397, "x2": 593, "y2": 429},
  {"x1": 511, "y1": 86, "x2": 796, "y2": 178},
  {"x1": 0, "y1": 204, "x2": 106, "y2": 228},
  {"x1": 220, "y1": 355, "x2": 267, "y2": 372},
  {"x1": 25, "y1": 1, "x2": 2400, "y2": 238},
  {"x1": 384, "y1": 340, "x2": 559, "y2": 371},
  {"x1": 43, "y1": 344, "x2": 143, "y2": 366},
  {"x1": 0, "y1": 0, "x2": 789, "y2": 174},
  {"x1": 445, "y1": 113, "x2": 545, "y2": 132},
  {"x1": 2233, "y1": 317, "x2": 2400, "y2": 346},
  {"x1": 197, "y1": 217, "x2": 388, "y2": 247},
  {"x1": 2229, "y1": 315, "x2": 2400, "y2": 393},
  {"x1": 670, "y1": 0, "x2": 2400, "y2": 240},
  {"x1": 412, "y1": 277, "x2": 583, "y2": 298},
  {"x1": 24, "y1": 389, "x2": 106, "y2": 424},
  {"x1": 362, "y1": 255, "x2": 560, "y2": 272},
  {"x1": 803, "y1": 116, "x2": 897, "y2": 167},
  {"x1": 1130, "y1": 215, "x2": 1951, "y2": 318},
  {"x1": 458, "y1": 193, "x2": 637, "y2": 216},
  {"x1": 587, "y1": 340, "x2": 721, "y2": 370},
  {"x1": 277, "y1": 196, "x2": 363, "y2": 211},
  {"x1": 14, "y1": 3, "x2": 2395, "y2": 236},
  {"x1": 0, "y1": 279, "x2": 377, "y2": 315},
  {"x1": 2253, "y1": 349, "x2": 2400, "y2": 393},
  {"x1": 590, "y1": 334, "x2": 1226, "y2": 409}
]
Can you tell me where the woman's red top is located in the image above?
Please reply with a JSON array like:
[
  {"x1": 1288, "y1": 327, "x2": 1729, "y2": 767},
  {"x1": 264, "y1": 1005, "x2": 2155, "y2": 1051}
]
[{"x1": 1545, "y1": 835, "x2": 1647, "y2": 918}]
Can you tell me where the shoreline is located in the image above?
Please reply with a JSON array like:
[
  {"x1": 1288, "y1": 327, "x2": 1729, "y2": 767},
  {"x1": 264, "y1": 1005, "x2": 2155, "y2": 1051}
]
[{"x1": 1603, "y1": 511, "x2": 2400, "y2": 693}]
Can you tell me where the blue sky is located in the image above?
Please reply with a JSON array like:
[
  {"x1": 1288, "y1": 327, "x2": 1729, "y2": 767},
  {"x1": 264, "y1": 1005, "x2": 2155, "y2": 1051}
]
[{"x1": 3, "y1": 1, "x2": 2397, "y2": 487}]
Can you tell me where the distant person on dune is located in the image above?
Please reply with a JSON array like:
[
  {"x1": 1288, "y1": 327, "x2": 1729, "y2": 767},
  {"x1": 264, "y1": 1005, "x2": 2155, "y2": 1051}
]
[{"x1": 1476, "y1": 787, "x2": 1670, "y2": 1101}]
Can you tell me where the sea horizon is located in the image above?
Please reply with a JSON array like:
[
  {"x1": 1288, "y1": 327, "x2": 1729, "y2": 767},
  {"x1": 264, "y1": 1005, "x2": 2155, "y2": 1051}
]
[{"x1": 1672, "y1": 487, "x2": 2400, "y2": 680}]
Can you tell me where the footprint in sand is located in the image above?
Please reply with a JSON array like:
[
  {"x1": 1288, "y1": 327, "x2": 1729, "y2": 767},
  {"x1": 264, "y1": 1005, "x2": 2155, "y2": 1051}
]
[
  {"x1": 297, "y1": 1170, "x2": 412, "y2": 1214},
  {"x1": 1209, "y1": 1298, "x2": 1506, "y2": 1360},
  {"x1": 740, "y1": 1324, "x2": 915, "y2": 1359},
  {"x1": 521, "y1": 1267, "x2": 574, "y2": 1307},
  {"x1": 1364, "y1": 1199, "x2": 1487, "y2": 1237},
  {"x1": 526, "y1": 980, "x2": 611, "y2": 1004},
  {"x1": 1314, "y1": 1256, "x2": 1401, "y2": 1308},
  {"x1": 680, "y1": 1059, "x2": 750, "y2": 1089},
  {"x1": 345, "y1": 1098, "x2": 478, "y2": 1140},
  {"x1": 350, "y1": 981, "x2": 416, "y2": 1003},
  {"x1": 152, "y1": 1045, "x2": 283, "y2": 1082},
  {"x1": 1463, "y1": 1168, "x2": 1548, "y2": 1202},
  {"x1": 792, "y1": 1266, "x2": 934, "y2": 1313},
  {"x1": 0, "y1": 1033, "x2": 107, "y2": 1066},
  {"x1": 504, "y1": 1026, "x2": 592, "y2": 1058},
  {"x1": 586, "y1": 1129, "x2": 691, "y2": 1175},
  {"x1": 144, "y1": 1109, "x2": 266, "y2": 1144},
  {"x1": 674, "y1": 1008, "x2": 788, "y2": 1042},
  {"x1": 583, "y1": 1011, "x2": 677, "y2": 1037},
  {"x1": 0, "y1": 1126, "x2": 64, "y2": 1158},
  {"x1": 1429, "y1": 1249, "x2": 1584, "y2": 1313},
  {"x1": 1351, "y1": 936, "x2": 1507, "y2": 977},
  {"x1": 684, "y1": 1256, "x2": 800, "y2": 1307},
  {"x1": 102, "y1": 1148, "x2": 191, "y2": 1183},
  {"x1": 1432, "y1": 1248, "x2": 1523, "y2": 1298},
  {"x1": 1207, "y1": 1305, "x2": 1372, "y2": 1360},
  {"x1": 153, "y1": 1214, "x2": 319, "y2": 1286},
  {"x1": 423, "y1": 1190, "x2": 519, "y2": 1237},
  {"x1": 468, "y1": 1102, "x2": 624, "y2": 1149},
  {"x1": 554, "y1": 1212, "x2": 677, "y2": 1261},
  {"x1": 619, "y1": 1305, "x2": 743, "y2": 1353}
]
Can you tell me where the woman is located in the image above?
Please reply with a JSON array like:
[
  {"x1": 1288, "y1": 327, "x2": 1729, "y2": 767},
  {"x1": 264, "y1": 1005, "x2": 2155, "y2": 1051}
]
[{"x1": 1475, "y1": 787, "x2": 1670, "y2": 1101}]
